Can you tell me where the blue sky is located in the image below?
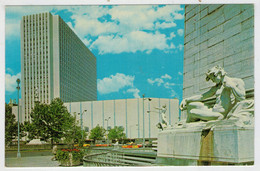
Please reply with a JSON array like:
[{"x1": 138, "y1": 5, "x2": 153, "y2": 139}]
[{"x1": 5, "y1": 5, "x2": 184, "y2": 103}]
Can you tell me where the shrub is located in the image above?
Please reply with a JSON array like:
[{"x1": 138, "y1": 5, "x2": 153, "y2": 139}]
[{"x1": 56, "y1": 148, "x2": 84, "y2": 162}]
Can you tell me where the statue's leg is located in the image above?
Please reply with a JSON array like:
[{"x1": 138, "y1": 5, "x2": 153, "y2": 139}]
[
  {"x1": 189, "y1": 108, "x2": 224, "y2": 121},
  {"x1": 186, "y1": 102, "x2": 208, "y2": 122},
  {"x1": 162, "y1": 114, "x2": 168, "y2": 125},
  {"x1": 187, "y1": 102, "x2": 207, "y2": 110}
]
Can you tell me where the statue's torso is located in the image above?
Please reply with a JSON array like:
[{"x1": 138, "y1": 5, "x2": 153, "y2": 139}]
[{"x1": 212, "y1": 84, "x2": 234, "y2": 114}]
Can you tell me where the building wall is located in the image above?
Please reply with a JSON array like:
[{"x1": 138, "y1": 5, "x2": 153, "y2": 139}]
[
  {"x1": 21, "y1": 13, "x2": 53, "y2": 121},
  {"x1": 53, "y1": 15, "x2": 97, "y2": 102},
  {"x1": 183, "y1": 5, "x2": 254, "y2": 99},
  {"x1": 64, "y1": 98, "x2": 179, "y2": 139},
  {"x1": 21, "y1": 12, "x2": 97, "y2": 121}
]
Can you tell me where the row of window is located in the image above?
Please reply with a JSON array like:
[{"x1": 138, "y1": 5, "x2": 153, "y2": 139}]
[
  {"x1": 23, "y1": 16, "x2": 48, "y2": 24},
  {"x1": 23, "y1": 13, "x2": 48, "y2": 20},
  {"x1": 24, "y1": 37, "x2": 48, "y2": 42}
]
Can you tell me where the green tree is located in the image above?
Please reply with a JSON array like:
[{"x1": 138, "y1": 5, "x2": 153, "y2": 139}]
[
  {"x1": 23, "y1": 121, "x2": 38, "y2": 141},
  {"x1": 63, "y1": 113, "x2": 87, "y2": 147},
  {"x1": 89, "y1": 125, "x2": 105, "y2": 142},
  {"x1": 30, "y1": 98, "x2": 73, "y2": 146},
  {"x1": 108, "y1": 126, "x2": 126, "y2": 141},
  {"x1": 5, "y1": 104, "x2": 18, "y2": 146}
]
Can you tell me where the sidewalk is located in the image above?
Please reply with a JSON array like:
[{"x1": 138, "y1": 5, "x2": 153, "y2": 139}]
[{"x1": 5, "y1": 156, "x2": 60, "y2": 167}]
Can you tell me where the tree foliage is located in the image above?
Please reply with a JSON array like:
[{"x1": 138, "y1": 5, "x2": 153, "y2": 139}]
[
  {"x1": 89, "y1": 125, "x2": 105, "y2": 141},
  {"x1": 108, "y1": 126, "x2": 126, "y2": 141},
  {"x1": 5, "y1": 104, "x2": 18, "y2": 146},
  {"x1": 63, "y1": 113, "x2": 87, "y2": 147},
  {"x1": 30, "y1": 98, "x2": 73, "y2": 145},
  {"x1": 23, "y1": 121, "x2": 37, "y2": 141}
]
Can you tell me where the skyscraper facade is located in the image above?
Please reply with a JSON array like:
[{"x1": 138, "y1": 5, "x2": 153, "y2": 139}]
[{"x1": 21, "y1": 12, "x2": 97, "y2": 121}]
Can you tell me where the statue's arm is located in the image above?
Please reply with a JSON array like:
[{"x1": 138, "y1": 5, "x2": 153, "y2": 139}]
[
  {"x1": 186, "y1": 86, "x2": 217, "y2": 102},
  {"x1": 224, "y1": 78, "x2": 246, "y2": 101},
  {"x1": 180, "y1": 86, "x2": 217, "y2": 110}
]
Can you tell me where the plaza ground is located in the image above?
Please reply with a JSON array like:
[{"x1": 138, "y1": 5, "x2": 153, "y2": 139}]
[
  {"x1": 5, "y1": 150, "x2": 82, "y2": 167},
  {"x1": 5, "y1": 155, "x2": 60, "y2": 167}
]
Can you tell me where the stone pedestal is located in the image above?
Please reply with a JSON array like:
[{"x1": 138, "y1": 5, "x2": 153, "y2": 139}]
[{"x1": 156, "y1": 123, "x2": 254, "y2": 165}]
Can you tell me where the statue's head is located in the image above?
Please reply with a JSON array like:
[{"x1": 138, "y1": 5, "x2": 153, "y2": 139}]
[{"x1": 206, "y1": 65, "x2": 226, "y2": 84}]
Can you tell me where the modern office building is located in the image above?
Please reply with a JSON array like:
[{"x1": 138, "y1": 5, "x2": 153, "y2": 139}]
[{"x1": 20, "y1": 12, "x2": 97, "y2": 121}]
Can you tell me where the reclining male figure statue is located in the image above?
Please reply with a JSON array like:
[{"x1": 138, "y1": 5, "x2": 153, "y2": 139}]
[{"x1": 180, "y1": 65, "x2": 247, "y2": 123}]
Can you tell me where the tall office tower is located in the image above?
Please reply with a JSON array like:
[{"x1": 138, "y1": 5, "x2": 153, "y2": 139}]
[{"x1": 21, "y1": 12, "x2": 97, "y2": 121}]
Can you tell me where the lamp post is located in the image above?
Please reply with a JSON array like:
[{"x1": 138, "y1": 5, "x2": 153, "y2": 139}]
[
  {"x1": 142, "y1": 94, "x2": 145, "y2": 148},
  {"x1": 16, "y1": 78, "x2": 21, "y2": 158},
  {"x1": 79, "y1": 110, "x2": 87, "y2": 139},
  {"x1": 147, "y1": 98, "x2": 152, "y2": 139},
  {"x1": 105, "y1": 117, "x2": 111, "y2": 144}
]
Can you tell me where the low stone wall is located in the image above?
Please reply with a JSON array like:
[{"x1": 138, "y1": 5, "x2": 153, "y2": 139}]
[{"x1": 6, "y1": 144, "x2": 70, "y2": 151}]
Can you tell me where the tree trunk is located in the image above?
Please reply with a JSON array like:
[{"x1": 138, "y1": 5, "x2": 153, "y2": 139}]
[{"x1": 51, "y1": 138, "x2": 54, "y2": 148}]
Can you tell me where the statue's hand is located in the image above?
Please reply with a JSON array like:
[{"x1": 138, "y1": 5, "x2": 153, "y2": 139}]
[{"x1": 180, "y1": 99, "x2": 187, "y2": 111}]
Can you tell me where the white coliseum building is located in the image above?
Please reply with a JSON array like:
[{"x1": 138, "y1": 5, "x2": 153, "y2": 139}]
[{"x1": 64, "y1": 98, "x2": 179, "y2": 139}]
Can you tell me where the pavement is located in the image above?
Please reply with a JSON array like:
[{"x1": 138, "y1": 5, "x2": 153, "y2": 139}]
[
  {"x1": 5, "y1": 155, "x2": 60, "y2": 167},
  {"x1": 5, "y1": 150, "x2": 85, "y2": 167}
]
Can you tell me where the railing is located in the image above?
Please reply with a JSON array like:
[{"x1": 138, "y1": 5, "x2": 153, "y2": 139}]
[{"x1": 83, "y1": 148, "x2": 156, "y2": 167}]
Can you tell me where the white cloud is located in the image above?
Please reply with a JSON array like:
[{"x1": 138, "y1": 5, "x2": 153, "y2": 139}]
[
  {"x1": 147, "y1": 78, "x2": 155, "y2": 85},
  {"x1": 173, "y1": 13, "x2": 184, "y2": 20},
  {"x1": 161, "y1": 74, "x2": 172, "y2": 80},
  {"x1": 57, "y1": 5, "x2": 184, "y2": 54},
  {"x1": 169, "y1": 43, "x2": 176, "y2": 49},
  {"x1": 90, "y1": 31, "x2": 171, "y2": 54},
  {"x1": 97, "y1": 73, "x2": 134, "y2": 94},
  {"x1": 82, "y1": 38, "x2": 92, "y2": 47},
  {"x1": 155, "y1": 22, "x2": 176, "y2": 29},
  {"x1": 5, "y1": 73, "x2": 21, "y2": 93},
  {"x1": 170, "y1": 89, "x2": 177, "y2": 98},
  {"x1": 178, "y1": 72, "x2": 183, "y2": 75},
  {"x1": 5, "y1": 19, "x2": 20, "y2": 39},
  {"x1": 164, "y1": 82, "x2": 175, "y2": 89},
  {"x1": 177, "y1": 29, "x2": 184, "y2": 36},
  {"x1": 127, "y1": 88, "x2": 140, "y2": 98},
  {"x1": 177, "y1": 44, "x2": 184, "y2": 51},
  {"x1": 147, "y1": 78, "x2": 163, "y2": 86},
  {"x1": 6, "y1": 68, "x2": 14, "y2": 74},
  {"x1": 148, "y1": 73, "x2": 178, "y2": 97},
  {"x1": 154, "y1": 78, "x2": 164, "y2": 86},
  {"x1": 72, "y1": 14, "x2": 120, "y2": 37},
  {"x1": 147, "y1": 74, "x2": 174, "y2": 87},
  {"x1": 168, "y1": 32, "x2": 176, "y2": 40}
]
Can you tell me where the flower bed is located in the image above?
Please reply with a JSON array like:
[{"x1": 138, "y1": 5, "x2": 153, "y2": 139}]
[{"x1": 56, "y1": 148, "x2": 84, "y2": 166}]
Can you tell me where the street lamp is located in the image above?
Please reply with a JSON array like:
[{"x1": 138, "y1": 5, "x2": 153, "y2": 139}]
[
  {"x1": 16, "y1": 78, "x2": 21, "y2": 158},
  {"x1": 147, "y1": 98, "x2": 152, "y2": 139},
  {"x1": 79, "y1": 110, "x2": 87, "y2": 139},
  {"x1": 142, "y1": 94, "x2": 145, "y2": 148},
  {"x1": 105, "y1": 117, "x2": 111, "y2": 144}
]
